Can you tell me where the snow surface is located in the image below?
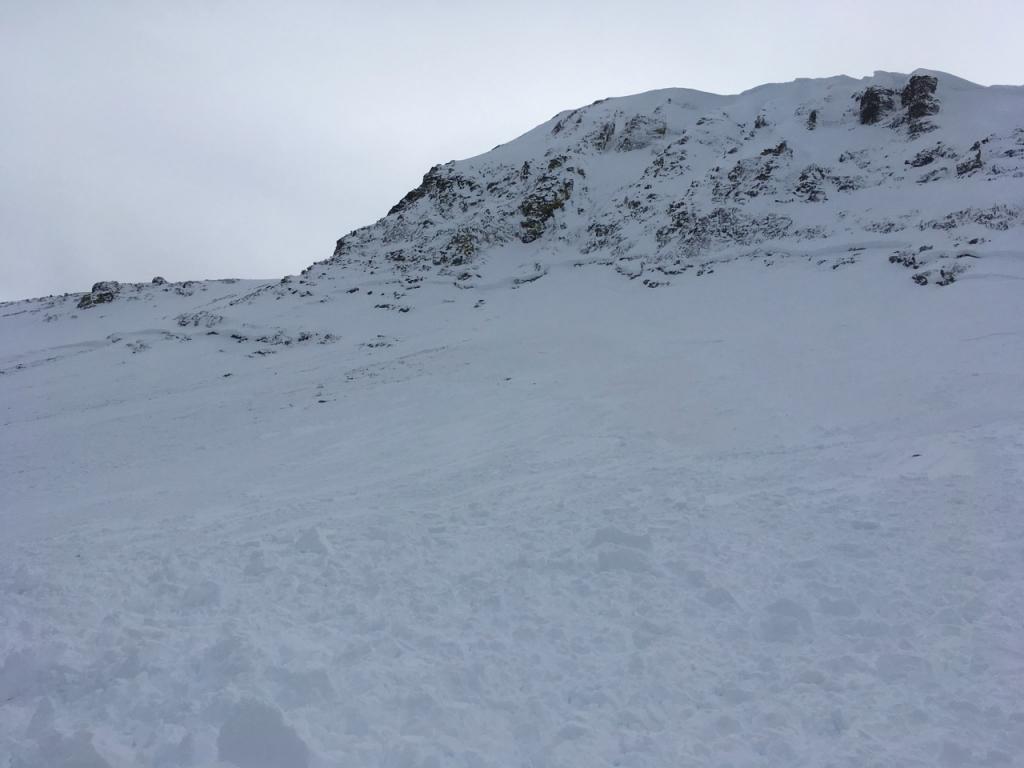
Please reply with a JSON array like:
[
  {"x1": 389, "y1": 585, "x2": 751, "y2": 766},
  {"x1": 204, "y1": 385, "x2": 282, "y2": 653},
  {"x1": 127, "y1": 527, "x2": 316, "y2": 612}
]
[{"x1": 2, "y1": 71, "x2": 1024, "y2": 767}]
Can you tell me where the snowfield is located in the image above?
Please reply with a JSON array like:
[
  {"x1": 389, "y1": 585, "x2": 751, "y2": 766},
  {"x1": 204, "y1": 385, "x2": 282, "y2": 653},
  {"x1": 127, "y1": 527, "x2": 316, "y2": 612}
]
[{"x1": 2, "y1": 70, "x2": 1024, "y2": 767}]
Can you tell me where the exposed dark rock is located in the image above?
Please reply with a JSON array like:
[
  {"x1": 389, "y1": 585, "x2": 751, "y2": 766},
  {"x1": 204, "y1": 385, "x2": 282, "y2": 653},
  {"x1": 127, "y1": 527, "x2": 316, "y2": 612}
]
[
  {"x1": 512, "y1": 263, "x2": 548, "y2": 286},
  {"x1": 889, "y1": 251, "x2": 924, "y2": 269},
  {"x1": 175, "y1": 310, "x2": 223, "y2": 328},
  {"x1": 174, "y1": 281, "x2": 202, "y2": 297},
  {"x1": 838, "y1": 149, "x2": 872, "y2": 169},
  {"x1": 794, "y1": 165, "x2": 829, "y2": 202},
  {"x1": 682, "y1": 208, "x2": 793, "y2": 254},
  {"x1": 519, "y1": 176, "x2": 574, "y2": 243},
  {"x1": 388, "y1": 167, "x2": 437, "y2": 215},
  {"x1": 858, "y1": 87, "x2": 896, "y2": 125},
  {"x1": 440, "y1": 228, "x2": 484, "y2": 266},
  {"x1": 583, "y1": 219, "x2": 623, "y2": 253},
  {"x1": 645, "y1": 136, "x2": 690, "y2": 179},
  {"x1": 550, "y1": 108, "x2": 582, "y2": 136},
  {"x1": 77, "y1": 281, "x2": 120, "y2": 309},
  {"x1": 917, "y1": 167, "x2": 950, "y2": 184},
  {"x1": 906, "y1": 143, "x2": 955, "y2": 167},
  {"x1": 921, "y1": 204, "x2": 1020, "y2": 231},
  {"x1": 151, "y1": 276, "x2": 167, "y2": 285},
  {"x1": 654, "y1": 201, "x2": 694, "y2": 247},
  {"x1": 713, "y1": 148, "x2": 787, "y2": 202},
  {"x1": 956, "y1": 149, "x2": 983, "y2": 176},
  {"x1": 901, "y1": 75, "x2": 939, "y2": 120},
  {"x1": 617, "y1": 115, "x2": 667, "y2": 151},
  {"x1": 388, "y1": 165, "x2": 479, "y2": 217},
  {"x1": 806, "y1": 110, "x2": 817, "y2": 130},
  {"x1": 936, "y1": 263, "x2": 968, "y2": 286},
  {"x1": 589, "y1": 121, "x2": 617, "y2": 151},
  {"x1": 761, "y1": 141, "x2": 789, "y2": 157}
]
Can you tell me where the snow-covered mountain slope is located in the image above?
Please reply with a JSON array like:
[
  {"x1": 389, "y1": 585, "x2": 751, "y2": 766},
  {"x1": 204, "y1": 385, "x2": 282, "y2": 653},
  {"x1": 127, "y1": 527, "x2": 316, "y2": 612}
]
[
  {"x1": 2, "y1": 71, "x2": 1024, "y2": 767},
  {"x1": 321, "y1": 69, "x2": 1023, "y2": 290},
  {"x1": 4, "y1": 69, "x2": 1023, "y2": 342}
]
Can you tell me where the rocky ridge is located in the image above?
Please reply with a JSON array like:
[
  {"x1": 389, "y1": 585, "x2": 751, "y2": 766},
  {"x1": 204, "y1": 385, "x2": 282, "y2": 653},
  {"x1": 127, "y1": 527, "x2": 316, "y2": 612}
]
[
  {"x1": 308, "y1": 69, "x2": 1022, "y2": 295},
  {"x1": 3, "y1": 69, "x2": 1022, "y2": 356}
]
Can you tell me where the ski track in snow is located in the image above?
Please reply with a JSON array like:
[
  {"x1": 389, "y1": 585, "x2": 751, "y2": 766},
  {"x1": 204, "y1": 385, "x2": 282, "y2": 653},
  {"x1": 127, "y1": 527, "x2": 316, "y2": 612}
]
[{"x1": 2, "y1": 256, "x2": 1024, "y2": 767}]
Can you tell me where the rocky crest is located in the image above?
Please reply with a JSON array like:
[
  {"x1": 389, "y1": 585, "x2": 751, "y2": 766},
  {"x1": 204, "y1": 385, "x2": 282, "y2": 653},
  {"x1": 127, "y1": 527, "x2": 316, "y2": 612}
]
[{"x1": 297, "y1": 69, "x2": 1021, "y2": 297}]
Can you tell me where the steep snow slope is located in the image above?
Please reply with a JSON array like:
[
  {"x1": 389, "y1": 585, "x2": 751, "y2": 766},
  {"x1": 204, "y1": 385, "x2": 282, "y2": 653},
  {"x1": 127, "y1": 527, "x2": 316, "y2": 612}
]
[{"x1": 1, "y1": 71, "x2": 1023, "y2": 767}]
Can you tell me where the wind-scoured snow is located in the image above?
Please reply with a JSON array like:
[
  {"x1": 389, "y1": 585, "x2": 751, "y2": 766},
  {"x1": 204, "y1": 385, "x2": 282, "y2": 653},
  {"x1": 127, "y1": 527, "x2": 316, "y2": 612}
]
[{"x1": 1, "y1": 71, "x2": 1023, "y2": 767}]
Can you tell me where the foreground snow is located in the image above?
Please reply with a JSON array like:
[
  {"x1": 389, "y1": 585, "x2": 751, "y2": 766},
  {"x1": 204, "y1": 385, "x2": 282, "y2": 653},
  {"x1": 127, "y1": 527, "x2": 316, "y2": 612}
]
[{"x1": 2, "y1": 254, "x2": 1023, "y2": 767}]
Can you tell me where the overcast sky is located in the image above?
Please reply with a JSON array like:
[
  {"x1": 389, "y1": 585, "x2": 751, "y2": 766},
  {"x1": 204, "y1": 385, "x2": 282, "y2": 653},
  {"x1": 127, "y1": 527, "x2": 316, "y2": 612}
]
[{"x1": 1, "y1": 1, "x2": 1021, "y2": 301}]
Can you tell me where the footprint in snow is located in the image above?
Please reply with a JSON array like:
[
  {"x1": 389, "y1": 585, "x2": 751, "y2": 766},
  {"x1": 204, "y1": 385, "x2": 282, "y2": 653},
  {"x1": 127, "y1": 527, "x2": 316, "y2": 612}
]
[
  {"x1": 295, "y1": 526, "x2": 330, "y2": 555},
  {"x1": 760, "y1": 598, "x2": 814, "y2": 642}
]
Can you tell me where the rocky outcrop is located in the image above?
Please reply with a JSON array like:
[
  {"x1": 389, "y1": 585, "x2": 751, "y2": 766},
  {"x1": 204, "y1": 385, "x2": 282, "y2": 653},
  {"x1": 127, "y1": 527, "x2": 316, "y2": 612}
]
[
  {"x1": 858, "y1": 87, "x2": 896, "y2": 125},
  {"x1": 901, "y1": 75, "x2": 939, "y2": 120},
  {"x1": 858, "y1": 75, "x2": 940, "y2": 135},
  {"x1": 387, "y1": 165, "x2": 480, "y2": 217},
  {"x1": 77, "y1": 281, "x2": 121, "y2": 309},
  {"x1": 175, "y1": 310, "x2": 224, "y2": 328},
  {"x1": 616, "y1": 115, "x2": 667, "y2": 151},
  {"x1": 906, "y1": 143, "x2": 956, "y2": 167},
  {"x1": 519, "y1": 175, "x2": 574, "y2": 242},
  {"x1": 290, "y1": 71, "x2": 1020, "y2": 296}
]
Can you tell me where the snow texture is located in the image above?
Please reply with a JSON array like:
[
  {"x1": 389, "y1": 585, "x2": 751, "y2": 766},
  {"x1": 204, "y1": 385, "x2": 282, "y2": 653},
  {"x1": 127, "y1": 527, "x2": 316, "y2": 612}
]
[{"x1": 1, "y1": 70, "x2": 1023, "y2": 767}]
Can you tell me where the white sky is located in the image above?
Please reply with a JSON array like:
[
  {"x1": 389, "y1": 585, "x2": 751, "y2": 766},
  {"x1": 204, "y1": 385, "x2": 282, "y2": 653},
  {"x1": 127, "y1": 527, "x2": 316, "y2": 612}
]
[{"x1": 1, "y1": 0, "x2": 1021, "y2": 301}]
